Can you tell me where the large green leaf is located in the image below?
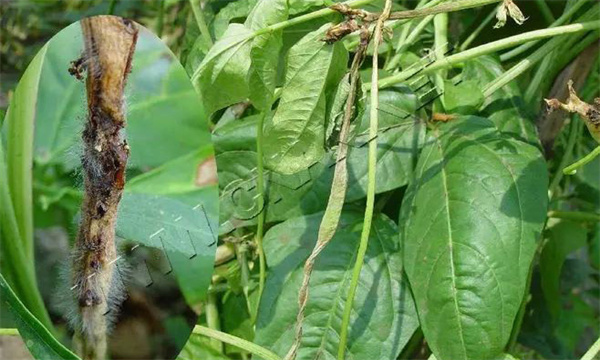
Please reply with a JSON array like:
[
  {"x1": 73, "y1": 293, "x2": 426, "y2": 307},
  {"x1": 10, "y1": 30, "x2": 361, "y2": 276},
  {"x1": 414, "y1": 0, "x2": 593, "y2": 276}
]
[
  {"x1": 116, "y1": 193, "x2": 217, "y2": 305},
  {"x1": 0, "y1": 273, "x2": 80, "y2": 360},
  {"x1": 263, "y1": 25, "x2": 348, "y2": 174},
  {"x1": 246, "y1": 0, "x2": 289, "y2": 110},
  {"x1": 191, "y1": 24, "x2": 253, "y2": 115},
  {"x1": 254, "y1": 212, "x2": 419, "y2": 360},
  {"x1": 399, "y1": 117, "x2": 548, "y2": 360}
]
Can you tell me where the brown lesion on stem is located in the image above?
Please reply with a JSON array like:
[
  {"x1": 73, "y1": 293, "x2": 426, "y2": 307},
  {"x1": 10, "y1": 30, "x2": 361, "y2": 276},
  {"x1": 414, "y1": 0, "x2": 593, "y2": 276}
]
[{"x1": 71, "y1": 16, "x2": 138, "y2": 360}]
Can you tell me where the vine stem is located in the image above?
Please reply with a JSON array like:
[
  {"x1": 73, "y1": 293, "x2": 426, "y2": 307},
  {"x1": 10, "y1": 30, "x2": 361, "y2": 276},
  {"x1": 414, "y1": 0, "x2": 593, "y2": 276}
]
[
  {"x1": 337, "y1": 1, "x2": 392, "y2": 359},
  {"x1": 284, "y1": 26, "x2": 370, "y2": 360},
  {"x1": 548, "y1": 210, "x2": 600, "y2": 222},
  {"x1": 548, "y1": 117, "x2": 581, "y2": 197},
  {"x1": 500, "y1": 0, "x2": 591, "y2": 62},
  {"x1": 582, "y1": 337, "x2": 600, "y2": 360},
  {"x1": 190, "y1": 0, "x2": 213, "y2": 46},
  {"x1": 563, "y1": 145, "x2": 600, "y2": 175},
  {"x1": 374, "y1": 21, "x2": 600, "y2": 89},
  {"x1": 192, "y1": 325, "x2": 281, "y2": 360},
  {"x1": 255, "y1": 107, "x2": 268, "y2": 320},
  {"x1": 0, "y1": 328, "x2": 19, "y2": 336}
]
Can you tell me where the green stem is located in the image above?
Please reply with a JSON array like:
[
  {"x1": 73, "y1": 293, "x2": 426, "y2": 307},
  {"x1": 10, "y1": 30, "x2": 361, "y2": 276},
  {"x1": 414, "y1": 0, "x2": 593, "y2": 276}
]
[
  {"x1": 190, "y1": 0, "x2": 214, "y2": 46},
  {"x1": 535, "y1": 0, "x2": 555, "y2": 24},
  {"x1": 205, "y1": 291, "x2": 223, "y2": 353},
  {"x1": 156, "y1": 0, "x2": 165, "y2": 37},
  {"x1": 108, "y1": 0, "x2": 118, "y2": 15},
  {"x1": 0, "y1": 328, "x2": 19, "y2": 336},
  {"x1": 582, "y1": 337, "x2": 600, "y2": 360},
  {"x1": 433, "y1": 12, "x2": 448, "y2": 101},
  {"x1": 375, "y1": 21, "x2": 600, "y2": 89},
  {"x1": 563, "y1": 145, "x2": 600, "y2": 175},
  {"x1": 337, "y1": 1, "x2": 392, "y2": 358},
  {"x1": 192, "y1": 326, "x2": 282, "y2": 360},
  {"x1": 386, "y1": 0, "x2": 501, "y2": 20},
  {"x1": 236, "y1": 244, "x2": 254, "y2": 320},
  {"x1": 255, "y1": 108, "x2": 268, "y2": 321},
  {"x1": 548, "y1": 117, "x2": 581, "y2": 197},
  {"x1": 500, "y1": 0, "x2": 591, "y2": 61},
  {"x1": 459, "y1": 9, "x2": 495, "y2": 51},
  {"x1": 548, "y1": 210, "x2": 600, "y2": 222},
  {"x1": 386, "y1": 14, "x2": 436, "y2": 71}
]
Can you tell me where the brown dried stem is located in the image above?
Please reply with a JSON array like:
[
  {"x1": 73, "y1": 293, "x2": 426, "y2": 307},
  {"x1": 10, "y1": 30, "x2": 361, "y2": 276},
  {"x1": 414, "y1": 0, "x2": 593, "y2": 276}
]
[
  {"x1": 70, "y1": 16, "x2": 138, "y2": 360},
  {"x1": 283, "y1": 27, "x2": 371, "y2": 360}
]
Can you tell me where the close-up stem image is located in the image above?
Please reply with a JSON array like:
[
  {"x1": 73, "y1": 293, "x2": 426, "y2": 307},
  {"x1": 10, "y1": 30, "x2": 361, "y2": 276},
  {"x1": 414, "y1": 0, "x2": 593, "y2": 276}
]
[
  {"x1": 1, "y1": 0, "x2": 600, "y2": 360},
  {"x1": 2, "y1": 12, "x2": 218, "y2": 360}
]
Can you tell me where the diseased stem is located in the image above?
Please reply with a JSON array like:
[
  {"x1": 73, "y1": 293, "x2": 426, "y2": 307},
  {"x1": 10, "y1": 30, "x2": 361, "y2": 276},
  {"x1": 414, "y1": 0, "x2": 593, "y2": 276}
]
[
  {"x1": 71, "y1": 16, "x2": 138, "y2": 360},
  {"x1": 190, "y1": 0, "x2": 213, "y2": 46},
  {"x1": 563, "y1": 146, "x2": 600, "y2": 175},
  {"x1": 337, "y1": 1, "x2": 392, "y2": 359},
  {"x1": 375, "y1": 21, "x2": 600, "y2": 89},
  {"x1": 192, "y1": 325, "x2": 282, "y2": 360},
  {"x1": 386, "y1": 0, "x2": 500, "y2": 20},
  {"x1": 285, "y1": 26, "x2": 371, "y2": 360}
]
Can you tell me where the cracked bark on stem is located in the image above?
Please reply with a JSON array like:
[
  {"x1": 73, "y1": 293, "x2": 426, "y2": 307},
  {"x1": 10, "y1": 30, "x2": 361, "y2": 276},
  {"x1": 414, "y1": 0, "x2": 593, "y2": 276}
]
[
  {"x1": 283, "y1": 27, "x2": 371, "y2": 360},
  {"x1": 72, "y1": 16, "x2": 138, "y2": 360},
  {"x1": 337, "y1": 1, "x2": 392, "y2": 360}
]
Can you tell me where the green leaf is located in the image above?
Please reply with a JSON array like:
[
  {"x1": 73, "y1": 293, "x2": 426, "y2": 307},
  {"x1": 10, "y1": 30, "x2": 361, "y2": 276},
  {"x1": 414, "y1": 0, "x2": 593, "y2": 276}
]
[
  {"x1": 3, "y1": 41, "x2": 48, "y2": 263},
  {"x1": 399, "y1": 117, "x2": 548, "y2": 360},
  {"x1": 213, "y1": 0, "x2": 259, "y2": 39},
  {"x1": 263, "y1": 25, "x2": 348, "y2": 175},
  {"x1": 116, "y1": 193, "x2": 217, "y2": 305},
  {"x1": 0, "y1": 273, "x2": 80, "y2": 360},
  {"x1": 192, "y1": 24, "x2": 253, "y2": 115},
  {"x1": 539, "y1": 220, "x2": 587, "y2": 320},
  {"x1": 176, "y1": 332, "x2": 230, "y2": 360},
  {"x1": 462, "y1": 56, "x2": 538, "y2": 143},
  {"x1": 254, "y1": 212, "x2": 419, "y2": 360},
  {"x1": 246, "y1": 0, "x2": 289, "y2": 110},
  {"x1": 443, "y1": 80, "x2": 484, "y2": 115}
]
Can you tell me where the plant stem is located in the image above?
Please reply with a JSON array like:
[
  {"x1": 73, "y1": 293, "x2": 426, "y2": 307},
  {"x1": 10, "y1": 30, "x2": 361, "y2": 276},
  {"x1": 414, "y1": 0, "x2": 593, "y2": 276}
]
[
  {"x1": 386, "y1": 14, "x2": 436, "y2": 71},
  {"x1": 337, "y1": 1, "x2": 392, "y2": 359},
  {"x1": 190, "y1": 0, "x2": 213, "y2": 46},
  {"x1": 236, "y1": 243, "x2": 254, "y2": 320},
  {"x1": 156, "y1": 0, "x2": 165, "y2": 38},
  {"x1": 535, "y1": 0, "x2": 555, "y2": 24},
  {"x1": 205, "y1": 291, "x2": 223, "y2": 353},
  {"x1": 255, "y1": 108, "x2": 268, "y2": 321},
  {"x1": 375, "y1": 21, "x2": 600, "y2": 89},
  {"x1": 582, "y1": 337, "x2": 600, "y2": 360},
  {"x1": 433, "y1": 12, "x2": 448, "y2": 99},
  {"x1": 459, "y1": 9, "x2": 495, "y2": 51},
  {"x1": 386, "y1": 0, "x2": 500, "y2": 20},
  {"x1": 563, "y1": 145, "x2": 600, "y2": 175},
  {"x1": 107, "y1": 0, "x2": 118, "y2": 15},
  {"x1": 548, "y1": 117, "x2": 581, "y2": 198},
  {"x1": 286, "y1": 26, "x2": 370, "y2": 360},
  {"x1": 500, "y1": 0, "x2": 591, "y2": 62},
  {"x1": 548, "y1": 210, "x2": 600, "y2": 222},
  {"x1": 0, "y1": 328, "x2": 19, "y2": 336},
  {"x1": 193, "y1": 325, "x2": 282, "y2": 360}
]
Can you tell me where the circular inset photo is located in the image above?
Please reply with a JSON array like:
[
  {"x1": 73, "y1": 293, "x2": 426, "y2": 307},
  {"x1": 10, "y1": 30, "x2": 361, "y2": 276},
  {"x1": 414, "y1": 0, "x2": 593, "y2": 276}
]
[{"x1": 1, "y1": 16, "x2": 217, "y2": 360}]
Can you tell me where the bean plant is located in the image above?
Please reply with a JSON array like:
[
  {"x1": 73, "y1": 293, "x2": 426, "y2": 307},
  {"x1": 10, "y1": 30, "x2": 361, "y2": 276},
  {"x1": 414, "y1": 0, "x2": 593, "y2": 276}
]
[{"x1": 0, "y1": 0, "x2": 599, "y2": 360}]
